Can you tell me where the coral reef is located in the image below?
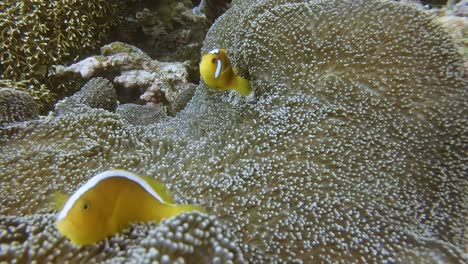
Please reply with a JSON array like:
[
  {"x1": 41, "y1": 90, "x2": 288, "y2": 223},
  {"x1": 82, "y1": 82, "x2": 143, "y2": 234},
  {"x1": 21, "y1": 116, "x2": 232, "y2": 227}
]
[
  {"x1": 193, "y1": 0, "x2": 232, "y2": 23},
  {"x1": 429, "y1": 0, "x2": 468, "y2": 72},
  {"x1": 55, "y1": 42, "x2": 194, "y2": 114},
  {"x1": 0, "y1": 0, "x2": 466, "y2": 262},
  {"x1": 133, "y1": 0, "x2": 208, "y2": 62},
  {"x1": 0, "y1": 87, "x2": 38, "y2": 125},
  {"x1": 0, "y1": 0, "x2": 125, "y2": 111},
  {"x1": 116, "y1": 0, "x2": 216, "y2": 84}
]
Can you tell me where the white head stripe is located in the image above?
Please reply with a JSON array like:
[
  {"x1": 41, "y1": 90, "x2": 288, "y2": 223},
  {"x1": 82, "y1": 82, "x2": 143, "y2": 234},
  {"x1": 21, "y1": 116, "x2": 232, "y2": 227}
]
[
  {"x1": 209, "y1": 48, "x2": 219, "y2": 54},
  {"x1": 214, "y1": 59, "x2": 222, "y2": 79},
  {"x1": 57, "y1": 170, "x2": 168, "y2": 220}
]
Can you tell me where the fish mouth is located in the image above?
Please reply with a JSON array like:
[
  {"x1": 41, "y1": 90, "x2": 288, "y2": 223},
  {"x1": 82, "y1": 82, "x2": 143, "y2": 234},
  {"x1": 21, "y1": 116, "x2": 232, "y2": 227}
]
[{"x1": 56, "y1": 220, "x2": 91, "y2": 246}]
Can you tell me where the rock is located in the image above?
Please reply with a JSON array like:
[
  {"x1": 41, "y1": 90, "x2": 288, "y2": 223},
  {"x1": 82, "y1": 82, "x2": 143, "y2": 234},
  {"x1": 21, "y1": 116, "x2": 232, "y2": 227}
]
[{"x1": 56, "y1": 42, "x2": 196, "y2": 115}]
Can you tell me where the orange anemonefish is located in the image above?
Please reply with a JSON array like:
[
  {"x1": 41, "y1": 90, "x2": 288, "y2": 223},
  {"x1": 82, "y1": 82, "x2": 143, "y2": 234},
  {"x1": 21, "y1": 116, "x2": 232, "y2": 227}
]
[
  {"x1": 53, "y1": 169, "x2": 204, "y2": 246},
  {"x1": 199, "y1": 48, "x2": 252, "y2": 96}
]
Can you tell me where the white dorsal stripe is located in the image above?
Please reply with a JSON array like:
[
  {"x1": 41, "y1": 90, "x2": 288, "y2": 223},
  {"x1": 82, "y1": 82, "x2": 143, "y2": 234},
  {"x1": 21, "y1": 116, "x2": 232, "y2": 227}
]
[
  {"x1": 214, "y1": 59, "x2": 222, "y2": 79},
  {"x1": 56, "y1": 170, "x2": 169, "y2": 220},
  {"x1": 209, "y1": 48, "x2": 219, "y2": 54}
]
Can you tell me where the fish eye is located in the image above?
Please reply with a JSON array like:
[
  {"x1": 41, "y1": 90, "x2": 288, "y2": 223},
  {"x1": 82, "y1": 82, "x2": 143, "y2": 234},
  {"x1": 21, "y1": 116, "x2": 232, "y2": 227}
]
[
  {"x1": 81, "y1": 201, "x2": 91, "y2": 212},
  {"x1": 211, "y1": 58, "x2": 217, "y2": 64}
]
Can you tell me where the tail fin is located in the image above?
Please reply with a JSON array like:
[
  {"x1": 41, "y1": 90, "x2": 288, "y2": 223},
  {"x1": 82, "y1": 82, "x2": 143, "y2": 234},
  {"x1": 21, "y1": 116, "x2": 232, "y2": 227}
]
[{"x1": 234, "y1": 76, "x2": 252, "y2": 96}]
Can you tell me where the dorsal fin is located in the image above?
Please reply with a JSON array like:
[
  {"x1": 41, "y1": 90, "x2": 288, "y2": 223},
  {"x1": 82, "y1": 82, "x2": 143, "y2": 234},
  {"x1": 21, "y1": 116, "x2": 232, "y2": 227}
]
[{"x1": 139, "y1": 175, "x2": 175, "y2": 204}]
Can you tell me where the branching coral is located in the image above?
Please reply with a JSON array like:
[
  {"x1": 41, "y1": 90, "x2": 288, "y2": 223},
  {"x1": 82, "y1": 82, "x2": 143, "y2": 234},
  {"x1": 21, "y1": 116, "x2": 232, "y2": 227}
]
[
  {"x1": 0, "y1": 0, "x2": 466, "y2": 262},
  {"x1": 0, "y1": 0, "x2": 125, "y2": 111}
]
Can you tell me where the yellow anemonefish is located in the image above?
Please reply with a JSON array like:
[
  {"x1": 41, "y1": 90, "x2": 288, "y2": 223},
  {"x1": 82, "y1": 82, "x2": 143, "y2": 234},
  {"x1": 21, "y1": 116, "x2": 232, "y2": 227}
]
[
  {"x1": 53, "y1": 169, "x2": 204, "y2": 246},
  {"x1": 199, "y1": 48, "x2": 252, "y2": 96}
]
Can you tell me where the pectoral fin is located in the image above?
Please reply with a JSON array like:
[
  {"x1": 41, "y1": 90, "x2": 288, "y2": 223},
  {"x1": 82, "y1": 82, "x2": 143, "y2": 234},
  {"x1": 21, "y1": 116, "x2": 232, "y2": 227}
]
[{"x1": 50, "y1": 191, "x2": 70, "y2": 211}]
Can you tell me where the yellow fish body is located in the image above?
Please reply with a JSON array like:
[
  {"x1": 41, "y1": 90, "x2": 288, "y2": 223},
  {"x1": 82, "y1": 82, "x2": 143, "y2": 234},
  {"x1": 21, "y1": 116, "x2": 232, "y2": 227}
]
[
  {"x1": 54, "y1": 169, "x2": 204, "y2": 246},
  {"x1": 200, "y1": 48, "x2": 252, "y2": 96}
]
